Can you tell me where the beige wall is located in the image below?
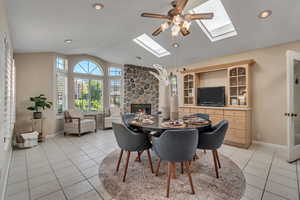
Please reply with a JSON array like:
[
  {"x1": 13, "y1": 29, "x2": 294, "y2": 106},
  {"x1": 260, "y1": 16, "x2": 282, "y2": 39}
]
[
  {"x1": 14, "y1": 53, "x2": 121, "y2": 137},
  {"x1": 169, "y1": 40, "x2": 300, "y2": 146},
  {"x1": 14, "y1": 53, "x2": 57, "y2": 136}
]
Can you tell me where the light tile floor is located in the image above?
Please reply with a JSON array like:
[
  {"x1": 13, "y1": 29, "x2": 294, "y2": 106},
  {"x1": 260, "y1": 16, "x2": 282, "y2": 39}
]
[{"x1": 5, "y1": 130, "x2": 300, "y2": 200}]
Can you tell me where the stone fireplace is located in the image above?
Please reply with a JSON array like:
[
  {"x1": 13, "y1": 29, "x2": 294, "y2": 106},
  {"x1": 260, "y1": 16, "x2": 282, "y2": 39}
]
[{"x1": 124, "y1": 64, "x2": 159, "y2": 114}]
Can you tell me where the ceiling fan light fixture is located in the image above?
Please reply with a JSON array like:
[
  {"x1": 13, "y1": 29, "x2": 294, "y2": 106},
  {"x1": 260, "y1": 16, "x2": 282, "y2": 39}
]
[
  {"x1": 171, "y1": 24, "x2": 181, "y2": 36},
  {"x1": 161, "y1": 22, "x2": 170, "y2": 31},
  {"x1": 258, "y1": 10, "x2": 272, "y2": 19},
  {"x1": 93, "y1": 3, "x2": 104, "y2": 10},
  {"x1": 182, "y1": 20, "x2": 191, "y2": 30},
  {"x1": 173, "y1": 15, "x2": 182, "y2": 25}
]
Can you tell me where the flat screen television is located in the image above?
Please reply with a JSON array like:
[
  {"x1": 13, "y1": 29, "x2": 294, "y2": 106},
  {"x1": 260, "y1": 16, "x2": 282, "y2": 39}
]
[{"x1": 197, "y1": 87, "x2": 225, "y2": 107}]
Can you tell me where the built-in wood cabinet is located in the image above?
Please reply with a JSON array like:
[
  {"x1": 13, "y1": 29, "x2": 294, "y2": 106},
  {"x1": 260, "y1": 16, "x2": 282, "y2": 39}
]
[
  {"x1": 179, "y1": 60, "x2": 255, "y2": 148},
  {"x1": 178, "y1": 106, "x2": 251, "y2": 148}
]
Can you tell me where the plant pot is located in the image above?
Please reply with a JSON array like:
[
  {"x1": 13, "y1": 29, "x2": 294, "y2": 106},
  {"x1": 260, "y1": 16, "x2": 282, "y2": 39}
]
[{"x1": 33, "y1": 112, "x2": 42, "y2": 119}]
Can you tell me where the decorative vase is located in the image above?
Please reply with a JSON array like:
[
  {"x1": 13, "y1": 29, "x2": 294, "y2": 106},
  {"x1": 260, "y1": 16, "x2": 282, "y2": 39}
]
[
  {"x1": 170, "y1": 95, "x2": 179, "y2": 120},
  {"x1": 161, "y1": 85, "x2": 170, "y2": 120},
  {"x1": 33, "y1": 112, "x2": 42, "y2": 119}
]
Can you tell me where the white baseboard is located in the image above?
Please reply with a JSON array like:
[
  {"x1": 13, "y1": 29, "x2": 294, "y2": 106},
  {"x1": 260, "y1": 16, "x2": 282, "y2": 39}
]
[
  {"x1": 0, "y1": 146, "x2": 12, "y2": 200},
  {"x1": 253, "y1": 140, "x2": 287, "y2": 150}
]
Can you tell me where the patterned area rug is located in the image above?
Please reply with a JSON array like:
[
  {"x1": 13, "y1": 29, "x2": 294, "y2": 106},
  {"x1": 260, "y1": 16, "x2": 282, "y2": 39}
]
[{"x1": 98, "y1": 150, "x2": 246, "y2": 200}]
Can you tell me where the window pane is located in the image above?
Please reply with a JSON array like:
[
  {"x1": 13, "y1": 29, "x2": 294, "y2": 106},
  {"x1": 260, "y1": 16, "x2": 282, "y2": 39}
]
[
  {"x1": 56, "y1": 57, "x2": 68, "y2": 113},
  {"x1": 56, "y1": 73, "x2": 67, "y2": 113},
  {"x1": 109, "y1": 67, "x2": 122, "y2": 76},
  {"x1": 73, "y1": 60, "x2": 103, "y2": 76},
  {"x1": 74, "y1": 78, "x2": 103, "y2": 112},
  {"x1": 110, "y1": 80, "x2": 121, "y2": 108}
]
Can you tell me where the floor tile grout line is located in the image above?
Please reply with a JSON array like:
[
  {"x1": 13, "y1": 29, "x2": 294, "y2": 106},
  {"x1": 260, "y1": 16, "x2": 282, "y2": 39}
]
[
  {"x1": 259, "y1": 149, "x2": 276, "y2": 200},
  {"x1": 52, "y1": 135, "x2": 104, "y2": 200},
  {"x1": 296, "y1": 161, "x2": 300, "y2": 200},
  {"x1": 39, "y1": 139, "x2": 69, "y2": 200},
  {"x1": 25, "y1": 149, "x2": 32, "y2": 200},
  {"x1": 241, "y1": 145, "x2": 258, "y2": 171}
]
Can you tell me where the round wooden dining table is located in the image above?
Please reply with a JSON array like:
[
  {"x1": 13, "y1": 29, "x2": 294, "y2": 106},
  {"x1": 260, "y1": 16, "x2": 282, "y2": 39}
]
[{"x1": 128, "y1": 115, "x2": 212, "y2": 136}]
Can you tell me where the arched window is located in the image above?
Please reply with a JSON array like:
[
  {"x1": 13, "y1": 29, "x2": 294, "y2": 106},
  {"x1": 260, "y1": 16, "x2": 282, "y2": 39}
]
[
  {"x1": 73, "y1": 60, "x2": 104, "y2": 112},
  {"x1": 73, "y1": 60, "x2": 103, "y2": 76}
]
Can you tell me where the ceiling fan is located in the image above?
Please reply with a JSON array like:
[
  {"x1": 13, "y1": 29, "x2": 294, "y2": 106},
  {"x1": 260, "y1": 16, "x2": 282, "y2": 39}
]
[{"x1": 141, "y1": 0, "x2": 214, "y2": 37}]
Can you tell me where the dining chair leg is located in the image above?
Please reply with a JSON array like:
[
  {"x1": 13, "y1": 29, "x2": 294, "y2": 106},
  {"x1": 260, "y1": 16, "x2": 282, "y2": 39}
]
[
  {"x1": 146, "y1": 149, "x2": 154, "y2": 173},
  {"x1": 185, "y1": 161, "x2": 195, "y2": 195},
  {"x1": 212, "y1": 150, "x2": 219, "y2": 179},
  {"x1": 155, "y1": 158, "x2": 161, "y2": 176},
  {"x1": 181, "y1": 162, "x2": 184, "y2": 174},
  {"x1": 171, "y1": 162, "x2": 176, "y2": 179},
  {"x1": 116, "y1": 149, "x2": 124, "y2": 172},
  {"x1": 166, "y1": 162, "x2": 172, "y2": 198},
  {"x1": 215, "y1": 150, "x2": 221, "y2": 169},
  {"x1": 122, "y1": 151, "x2": 131, "y2": 182},
  {"x1": 135, "y1": 151, "x2": 142, "y2": 162}
]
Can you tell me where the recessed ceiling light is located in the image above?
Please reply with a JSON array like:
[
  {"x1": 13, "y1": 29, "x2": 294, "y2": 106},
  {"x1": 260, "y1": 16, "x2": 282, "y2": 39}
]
[
  {"x1": 258, "y1": 10, "x2": 272, "y2": 19},
  {"x1": 93, "y1": 3, "x2": 104, "y2": 10},
  {"x1": 172, "y1": 43, "x2": 180, "y2": 48},
  {"x1": 64, "y1": 39, "x2": 72, "y2": 44}
]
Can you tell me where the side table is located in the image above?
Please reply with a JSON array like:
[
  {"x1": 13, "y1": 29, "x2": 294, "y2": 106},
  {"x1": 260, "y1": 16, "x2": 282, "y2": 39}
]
[{"x1": 31, "y1": 118, "x2": 44, "y2": 142}]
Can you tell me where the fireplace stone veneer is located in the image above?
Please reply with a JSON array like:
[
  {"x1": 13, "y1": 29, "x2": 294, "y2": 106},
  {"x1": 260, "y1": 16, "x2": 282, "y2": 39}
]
[{"x1": 124, "y1": 65, "x2": 159, "y2": 114}]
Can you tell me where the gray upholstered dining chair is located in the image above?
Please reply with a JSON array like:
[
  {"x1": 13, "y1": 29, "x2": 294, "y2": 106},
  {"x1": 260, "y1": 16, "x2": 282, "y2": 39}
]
[
  {"x1": 197, "y1": 120, "x2": 228, "y2": 178},
  {"x1": 152, "y1": 129, "x2": 198, "y2": 198},
  {"x1": 121, "y1": 113, "x2": 135, "y2": 127},
  {"x1": 190, "y1": 113, "x2": 210, "y2": 120},
  {"x1": 112, "y1": 122, "x2": 154, "y2": 182}
]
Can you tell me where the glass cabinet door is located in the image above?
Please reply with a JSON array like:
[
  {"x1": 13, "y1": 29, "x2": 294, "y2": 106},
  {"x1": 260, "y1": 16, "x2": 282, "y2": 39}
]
[
  {"x1": 183, "y1": 74, "x2": 194, "y2": 105},
  {"x1": 228, "y1": 66, "x2": 248, "y2": 106}
]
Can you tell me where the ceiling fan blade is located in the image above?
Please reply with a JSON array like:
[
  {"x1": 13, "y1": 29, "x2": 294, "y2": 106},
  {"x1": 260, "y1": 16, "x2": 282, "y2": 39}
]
[
  {"x1": 141, "y1": 13, "x2": 170, "y2": 19},
  {"x1": 152, "y1": 27, "x2": 163, "y2": 36},
  {"x1": 185, "y1": 13, "x2": 214, "y2": 20},
  {"x1": 176, "y1": 0, "x2": 189, "y2": 13},
  {"x1": 180, "y1": 27, "x2": 190, "y2": 36}
]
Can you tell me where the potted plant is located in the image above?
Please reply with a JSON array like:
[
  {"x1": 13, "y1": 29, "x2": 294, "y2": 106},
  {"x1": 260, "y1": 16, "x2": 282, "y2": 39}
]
[{"x1": 27, "y1": 94, "x2": 53, "y2": 119}]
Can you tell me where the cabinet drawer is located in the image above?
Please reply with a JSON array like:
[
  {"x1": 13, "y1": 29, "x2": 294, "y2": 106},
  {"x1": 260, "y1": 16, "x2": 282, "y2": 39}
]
[
  {"x1": 225, "y1": 129, "x2": 247, "y2": 143},
  {"x1": 206, "y1": 109, "x2": 223, "y2": 115},
  {"x1": 224, "y1": 110, "x2": 247, "y2": 117},
  {"x1": 210, "y1": 115, "x2": 223, "y2": 126},
  {"x1": 190, "y1": 108, "x2": 206, "y2": 114},
  {"x1": 225, "y1": 116, "x2": 246, "y2": 130}
]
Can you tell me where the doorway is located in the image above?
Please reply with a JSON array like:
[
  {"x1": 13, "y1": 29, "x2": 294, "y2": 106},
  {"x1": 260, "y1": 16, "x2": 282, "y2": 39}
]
[{"x1": 286, "y1": 50, "x2": 300, "y2": 162}]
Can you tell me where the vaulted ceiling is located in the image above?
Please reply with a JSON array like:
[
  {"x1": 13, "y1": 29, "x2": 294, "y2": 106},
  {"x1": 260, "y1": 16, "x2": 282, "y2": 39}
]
[{"x1": 7, "y1": 0, "x2": 300, "y2": 67}]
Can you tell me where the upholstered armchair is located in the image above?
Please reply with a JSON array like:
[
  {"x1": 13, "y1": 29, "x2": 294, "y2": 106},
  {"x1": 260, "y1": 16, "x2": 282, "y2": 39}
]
[
  {"x1": 64, "y1": 109, "x2": 97, "y2": 136},
  {"x1": 99, "y1": 107, "x2": 122, "y2": 129}
]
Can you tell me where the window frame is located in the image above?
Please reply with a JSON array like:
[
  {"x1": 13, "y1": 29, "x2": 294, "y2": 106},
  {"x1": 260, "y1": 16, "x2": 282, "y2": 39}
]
[
  {"x1": 72, "y1": 60, "x2": 105, "y2": 113},
  {"x1": 55, "y1": 56, "x2": 68, "y2": 115},
  {"x1": 108, "y1": 66, "x2": 123, "y2": 112},
  {"x1": 73, "y1": 60, "x2": 104, "y2": 76}
]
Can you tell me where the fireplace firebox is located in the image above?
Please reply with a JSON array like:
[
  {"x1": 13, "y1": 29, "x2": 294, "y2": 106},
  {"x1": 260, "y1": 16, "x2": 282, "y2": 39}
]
[{"x1": 131, "y1": 104, "x2": 151, "y2": 115}]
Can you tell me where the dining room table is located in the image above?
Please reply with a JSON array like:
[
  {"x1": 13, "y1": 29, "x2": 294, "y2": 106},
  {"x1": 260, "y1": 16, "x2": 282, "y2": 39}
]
[{"x1": 127, "y1": 114, "x2": 212, "y2": 136}]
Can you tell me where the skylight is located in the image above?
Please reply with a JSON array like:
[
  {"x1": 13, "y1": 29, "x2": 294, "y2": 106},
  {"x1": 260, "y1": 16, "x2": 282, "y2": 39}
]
[
  {"x1": 133, "y1": 34, "x2": 170, "y2": 58},
  {"x1": 191, "y1": 0, "x2": 237, "y2": 42}
]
